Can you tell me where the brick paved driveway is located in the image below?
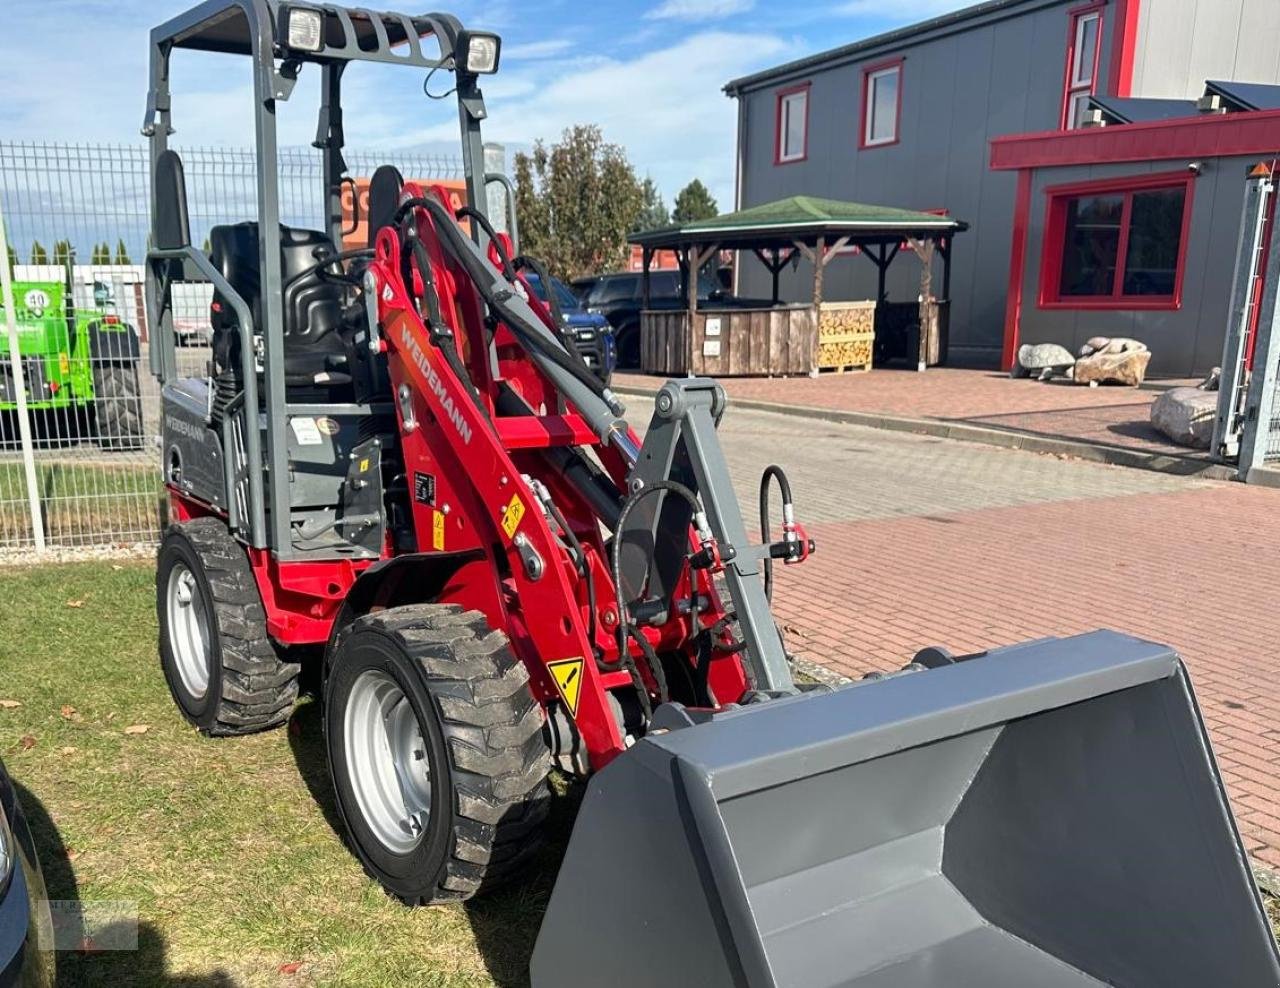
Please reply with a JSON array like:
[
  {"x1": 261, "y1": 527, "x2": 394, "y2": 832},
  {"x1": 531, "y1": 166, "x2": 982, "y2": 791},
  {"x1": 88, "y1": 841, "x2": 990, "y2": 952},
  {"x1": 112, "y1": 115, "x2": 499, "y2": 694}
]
[
  {"x1": 628, "y1": 395, "x2": 1280, "y2": 869},
  {"x1": 615, "y1": 368, "x2": 1205, "y2": 458}
]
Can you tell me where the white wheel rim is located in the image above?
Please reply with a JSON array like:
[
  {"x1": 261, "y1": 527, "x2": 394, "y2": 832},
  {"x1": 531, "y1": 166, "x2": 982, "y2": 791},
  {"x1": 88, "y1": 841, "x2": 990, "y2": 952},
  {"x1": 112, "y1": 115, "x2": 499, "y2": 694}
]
[
  {"x1": 343, "y1": 669, "x2": 433, "y2": 854},
  {"x1": 166, "y1": 562, "x2": 211, "y2": 698}
]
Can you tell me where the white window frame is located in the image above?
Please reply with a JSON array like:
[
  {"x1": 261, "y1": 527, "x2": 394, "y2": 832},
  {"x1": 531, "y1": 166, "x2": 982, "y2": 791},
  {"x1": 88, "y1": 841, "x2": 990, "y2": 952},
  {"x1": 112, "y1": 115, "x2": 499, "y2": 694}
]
[
  {"x1": 777, "y1": 88, "x2": 808, "y2": 164},
  {"x1": 863, "y1": 64, "x2": 901, "y2": 148},
  {"x1": 1063, "y1": 9, "x2": 1101, "y2": 130}
]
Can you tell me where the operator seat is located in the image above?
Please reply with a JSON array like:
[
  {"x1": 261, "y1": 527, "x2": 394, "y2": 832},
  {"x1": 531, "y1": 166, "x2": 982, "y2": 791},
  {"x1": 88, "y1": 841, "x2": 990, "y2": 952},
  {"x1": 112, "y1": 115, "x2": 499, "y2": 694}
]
[{"x1": 208, "y1": 222, "x2": 348, "y2": 390}]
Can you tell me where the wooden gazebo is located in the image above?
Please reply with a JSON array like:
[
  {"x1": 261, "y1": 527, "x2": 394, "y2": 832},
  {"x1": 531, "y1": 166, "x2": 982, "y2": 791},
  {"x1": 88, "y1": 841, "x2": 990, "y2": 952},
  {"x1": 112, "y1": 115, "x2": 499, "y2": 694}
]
[{"x1": 630, "y1": 195, "x2": 966, "y2": 376}]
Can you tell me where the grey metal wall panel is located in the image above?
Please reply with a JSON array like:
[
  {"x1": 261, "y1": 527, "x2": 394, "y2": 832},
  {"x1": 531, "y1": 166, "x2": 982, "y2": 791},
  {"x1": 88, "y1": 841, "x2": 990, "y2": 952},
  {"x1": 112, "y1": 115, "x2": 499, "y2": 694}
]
[
  {"x1": 1016, "y1": 156, "x2": 1257, "y2": 377},
  {"x1": 1132, "y1": 0, "x2": 1280, "y2": 98},
  {"x1": 735, "y1": 0, "x2": 1102, "y2": 367}
]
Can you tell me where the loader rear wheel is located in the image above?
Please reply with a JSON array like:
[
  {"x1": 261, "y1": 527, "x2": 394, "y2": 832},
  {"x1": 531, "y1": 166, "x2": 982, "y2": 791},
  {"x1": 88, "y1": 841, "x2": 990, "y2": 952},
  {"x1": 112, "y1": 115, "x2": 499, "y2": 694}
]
[
  {"x1": 324, "y1": 605, "x2": 551, "y2": 904},
  {"x1": 156, "y1": 518, "x2": 301, "y2": 735},
  {"x1": 94, "y1": 363, "x2": 144, "y2": 450}
]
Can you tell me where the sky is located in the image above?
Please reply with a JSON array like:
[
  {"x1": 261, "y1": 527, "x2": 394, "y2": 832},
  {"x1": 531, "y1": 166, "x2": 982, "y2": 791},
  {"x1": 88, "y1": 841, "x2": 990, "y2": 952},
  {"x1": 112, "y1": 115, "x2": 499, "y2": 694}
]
[{"x1": 0, "y1": 0, "x2": 973, "y2": 213}]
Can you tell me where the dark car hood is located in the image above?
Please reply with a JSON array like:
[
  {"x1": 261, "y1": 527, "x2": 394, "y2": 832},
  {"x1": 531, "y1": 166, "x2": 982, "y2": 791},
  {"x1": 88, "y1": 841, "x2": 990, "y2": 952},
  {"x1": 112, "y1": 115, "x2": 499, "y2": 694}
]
[{"x1": 562, "y1": 310, "x2": 611, "y2": 332}]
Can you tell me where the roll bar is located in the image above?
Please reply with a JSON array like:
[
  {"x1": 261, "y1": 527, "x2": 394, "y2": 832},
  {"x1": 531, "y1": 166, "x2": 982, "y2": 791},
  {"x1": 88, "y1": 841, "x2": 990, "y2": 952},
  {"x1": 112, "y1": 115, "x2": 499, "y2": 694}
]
[{"x1": 143, "y1": 0, "x2": 498, "y2": 556}]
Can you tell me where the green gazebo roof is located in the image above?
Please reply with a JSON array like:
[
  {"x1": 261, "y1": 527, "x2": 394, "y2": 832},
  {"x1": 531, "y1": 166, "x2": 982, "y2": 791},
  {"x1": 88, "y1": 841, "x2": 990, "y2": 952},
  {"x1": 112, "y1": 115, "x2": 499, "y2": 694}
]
[{"x1": 630, "y1": 195, "x2": 966, "y2": 249}]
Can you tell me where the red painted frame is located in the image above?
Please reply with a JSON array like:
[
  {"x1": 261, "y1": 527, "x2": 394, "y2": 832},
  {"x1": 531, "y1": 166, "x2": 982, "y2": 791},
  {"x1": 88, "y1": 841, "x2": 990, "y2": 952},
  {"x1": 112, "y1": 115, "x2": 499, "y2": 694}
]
[
  {"x1": 1037, "y1": 170, "x2": 1196, "y2": 311},
  {"x1": 1060, "y1": 2, "x2": 1106, "y2": 130},
  {"x1": 1106, "y1": 0, "x2": 1140, "y2": 97},
  {"x1": 1001, "y1": 169, "x2": 1034, "y2": 369},
  {"x1": 774, "y1": 82, "x2": 810, "y2": 165},
  {"x1": 991, "y1": 108, "x2": 1280, "y2": 171},
  {"x1": 859, "y1": 57, "x2": 903, "y2": 150}
]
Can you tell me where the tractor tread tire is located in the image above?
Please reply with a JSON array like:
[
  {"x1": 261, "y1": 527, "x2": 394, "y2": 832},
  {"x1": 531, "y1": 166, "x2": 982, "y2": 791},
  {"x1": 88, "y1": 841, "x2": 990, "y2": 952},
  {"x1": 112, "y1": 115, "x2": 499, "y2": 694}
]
[
  {"x1": 158, "y1": 518, "x2": 300, "y2": 736},
  {"x1": 94, "y1": 363, "x2": 145, "y2": 451},
  {"x1": 331, "y1": 604, "x2": 550, "y2": 904}
]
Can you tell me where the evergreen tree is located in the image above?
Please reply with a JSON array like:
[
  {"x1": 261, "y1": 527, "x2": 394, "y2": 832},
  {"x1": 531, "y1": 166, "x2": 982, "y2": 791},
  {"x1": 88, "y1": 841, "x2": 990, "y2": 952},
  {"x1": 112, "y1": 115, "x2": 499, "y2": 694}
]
[
  {"x1": 114, "y1": 238, "x2": 132, "y2": 265},
  {"x1": 29, "y1": 241, "x2": 48, "y2": 265},
  {"x1": 672, "y1": 179, "x2": 719, "y2": 223},
  {"x1": 633, "y1": 177, "x2": 670, "y2": 232}
]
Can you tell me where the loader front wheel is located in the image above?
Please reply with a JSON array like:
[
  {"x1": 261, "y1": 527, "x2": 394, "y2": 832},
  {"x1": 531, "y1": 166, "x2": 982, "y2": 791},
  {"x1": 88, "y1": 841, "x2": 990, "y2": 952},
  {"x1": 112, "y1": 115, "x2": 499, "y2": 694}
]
[
  {"x1": 325, "y1": 605, "x2": 550, "y2": 904},
  {"x1": 156, "y1": 518, "x2": 301, "y2": 735}
]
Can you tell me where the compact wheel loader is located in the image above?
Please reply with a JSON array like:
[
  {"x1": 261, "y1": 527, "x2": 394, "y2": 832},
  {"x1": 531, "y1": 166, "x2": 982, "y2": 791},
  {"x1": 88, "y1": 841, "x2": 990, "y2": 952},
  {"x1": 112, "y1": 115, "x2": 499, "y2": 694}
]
[{"x1": 144, "y1": 4, "x2": 1280, "y2": 985}]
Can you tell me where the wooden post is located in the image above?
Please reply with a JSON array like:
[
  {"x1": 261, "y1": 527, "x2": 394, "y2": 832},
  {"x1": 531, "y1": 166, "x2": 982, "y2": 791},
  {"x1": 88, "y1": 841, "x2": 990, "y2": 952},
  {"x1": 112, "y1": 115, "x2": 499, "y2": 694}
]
[
  {"x1": 908, "y1": 236, "x2": 935, "y2": 371},
  {"x1": 812, "y1": 235, "x2": 826, "y2": 309},
  {"x1": 642, "y1": 246, "x2": 652, "y2": 308},
  {"x1": 771, "y1": 248, "x2": 781, "y2": 303}
]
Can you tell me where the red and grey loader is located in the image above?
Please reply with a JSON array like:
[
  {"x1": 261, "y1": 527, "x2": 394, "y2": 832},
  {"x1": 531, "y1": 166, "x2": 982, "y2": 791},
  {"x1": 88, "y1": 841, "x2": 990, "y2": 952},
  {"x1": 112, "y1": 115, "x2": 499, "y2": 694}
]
[{"x1": 143, "y1": 3, "x2": 1280, "y2": 985}]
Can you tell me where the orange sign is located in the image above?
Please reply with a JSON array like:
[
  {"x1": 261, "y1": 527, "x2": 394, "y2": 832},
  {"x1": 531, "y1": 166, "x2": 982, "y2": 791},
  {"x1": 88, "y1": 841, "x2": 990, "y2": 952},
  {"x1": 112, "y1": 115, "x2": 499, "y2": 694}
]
[{"x1": 341, "y1": 178, "x2": 468, "y2": 250}]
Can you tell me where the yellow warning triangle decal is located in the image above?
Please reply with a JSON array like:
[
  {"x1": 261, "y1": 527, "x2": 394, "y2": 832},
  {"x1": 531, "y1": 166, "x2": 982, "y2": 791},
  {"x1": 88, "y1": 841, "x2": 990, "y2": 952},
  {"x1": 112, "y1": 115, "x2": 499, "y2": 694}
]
[{"x1": 547, "y1": 658, "x2": 584, "y2": 717}]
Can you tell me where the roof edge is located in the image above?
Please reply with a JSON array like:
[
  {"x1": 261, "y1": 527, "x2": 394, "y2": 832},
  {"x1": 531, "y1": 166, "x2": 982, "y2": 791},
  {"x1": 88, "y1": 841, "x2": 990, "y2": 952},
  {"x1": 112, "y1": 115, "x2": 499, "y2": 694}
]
[{"x1": 724, "y1": 0, "x2": 1058, "y2": 96}]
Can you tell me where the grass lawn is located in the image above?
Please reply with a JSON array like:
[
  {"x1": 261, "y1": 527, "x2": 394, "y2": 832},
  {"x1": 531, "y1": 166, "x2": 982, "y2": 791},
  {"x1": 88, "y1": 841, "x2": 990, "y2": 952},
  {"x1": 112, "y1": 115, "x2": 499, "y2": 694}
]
[
  {"x1": 1, "y1": 559, "x2": 1277, "y2": 986},
  {"x1": 0, "y1": 559, "x2": 573, "y2": 986}
]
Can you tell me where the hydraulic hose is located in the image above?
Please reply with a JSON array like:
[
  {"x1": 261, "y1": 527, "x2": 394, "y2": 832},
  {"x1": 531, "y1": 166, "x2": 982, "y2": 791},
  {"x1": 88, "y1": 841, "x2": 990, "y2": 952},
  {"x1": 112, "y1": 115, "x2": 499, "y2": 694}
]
[
  {"x1": 759, "y1": 464, "x2": 793, "y2": 603},
  {"x1": 609, "y1": 479, "x2": 707, "y2": 711}
]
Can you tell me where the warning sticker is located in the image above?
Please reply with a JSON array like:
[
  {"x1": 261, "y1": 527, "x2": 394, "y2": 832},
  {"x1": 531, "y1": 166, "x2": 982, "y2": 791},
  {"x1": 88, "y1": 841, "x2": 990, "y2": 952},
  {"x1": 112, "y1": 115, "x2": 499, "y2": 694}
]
[
  {"x1": 547, "y1": 658, "x2": 584, "y2": 717},
  {"x1": 289, "y1": 417, "x2": 324, "y2": 446},
  {"x1": 500, "y1": 494, "x2": 525, "y2": 538},
  {"x1": 432, "y1": 511, "x2": 446, "y2": 551}
]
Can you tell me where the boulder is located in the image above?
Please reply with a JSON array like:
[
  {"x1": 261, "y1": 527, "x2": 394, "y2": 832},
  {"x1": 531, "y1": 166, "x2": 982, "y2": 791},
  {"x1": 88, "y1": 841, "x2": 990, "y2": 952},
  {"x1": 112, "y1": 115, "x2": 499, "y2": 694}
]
[
  {"x1": 1073, "y1": 347, "x2": 1152, "y2": 386},
  {"x1": 1015, "y1": 343, "x2": 1075, "y2": 380},
  {"x1": 1151, "y1": 386, "x2": 1218, "y2": 449}
]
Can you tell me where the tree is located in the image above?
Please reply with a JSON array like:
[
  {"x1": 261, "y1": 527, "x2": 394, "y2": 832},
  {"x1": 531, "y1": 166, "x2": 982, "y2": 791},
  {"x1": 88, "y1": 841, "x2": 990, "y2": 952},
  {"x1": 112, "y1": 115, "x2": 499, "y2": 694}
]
[
  {"x1": 91, "y1": 242, "x2": 110, "y2": 266},
  {"x1": 633, "y1": 177, "x2": 669, "y2": 233},
  {"x1": 114, "y1": 238, "x2": 132, "y2": 265},
  {"x1": 672, "y1": 179, "x2": 719, "y2": 223},
  {"x1": 513, "y1": 124, "x2": 644, "y2": 279},
  {"x1": 29, "y1": 241, "x2": 48, "y2": 265},
  {"x1": 52, "y1": 239, "x2": 74, "y2": 266},
  {"x1": 6, "y1": 244, "x2": 16, "y2": 277}
]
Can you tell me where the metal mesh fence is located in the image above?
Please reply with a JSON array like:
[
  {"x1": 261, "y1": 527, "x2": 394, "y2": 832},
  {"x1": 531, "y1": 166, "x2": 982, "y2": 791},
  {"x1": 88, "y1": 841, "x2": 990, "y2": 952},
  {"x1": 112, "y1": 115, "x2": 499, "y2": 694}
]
[{"x1": 0, "y1": 141, "x2": 462, "y2": 550}]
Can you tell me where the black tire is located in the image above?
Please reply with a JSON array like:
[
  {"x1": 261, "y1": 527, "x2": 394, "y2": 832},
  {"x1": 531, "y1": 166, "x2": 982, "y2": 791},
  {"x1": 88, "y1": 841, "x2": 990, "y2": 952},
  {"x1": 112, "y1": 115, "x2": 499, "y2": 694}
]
[
  {"x1": 325, "y1": 604, "x2": 550, "y2": 904},
  {"x1": 94, "y1": 362, "x2": 144, "y2": 450},
  {"x1": 156, "y1": 518, "x2": 300, "y2": 735},
  {"x1": 616, "y1": 322, "x2": 641, "y2": 370}
]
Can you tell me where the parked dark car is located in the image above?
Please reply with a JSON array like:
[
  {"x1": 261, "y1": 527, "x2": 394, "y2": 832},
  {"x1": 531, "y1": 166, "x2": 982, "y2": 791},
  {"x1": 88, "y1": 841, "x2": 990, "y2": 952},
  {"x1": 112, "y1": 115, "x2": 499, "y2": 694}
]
[
  {"x1": 0, "y1": 757, "x2": 54, "y2": 986},
  {"x1": 524, "y1": 273, "x2": 616, "y2": 384},
  {"x1": 568, "y1": 275, "x2": 600, "y2": 303},
  {"x1": 581, "y1": 270, "x2": 720, "y2": 370}
]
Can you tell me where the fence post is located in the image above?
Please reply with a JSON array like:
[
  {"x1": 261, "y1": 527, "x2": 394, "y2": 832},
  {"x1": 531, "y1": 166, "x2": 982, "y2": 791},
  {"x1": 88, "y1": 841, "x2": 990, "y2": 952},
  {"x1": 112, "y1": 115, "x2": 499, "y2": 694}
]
[
  {"x1": 1237, "y1": 201, "x2": 1280, "y2": 482},
  {"x1": 0, "y1": 200, "x2": 47, "y2": 550}
]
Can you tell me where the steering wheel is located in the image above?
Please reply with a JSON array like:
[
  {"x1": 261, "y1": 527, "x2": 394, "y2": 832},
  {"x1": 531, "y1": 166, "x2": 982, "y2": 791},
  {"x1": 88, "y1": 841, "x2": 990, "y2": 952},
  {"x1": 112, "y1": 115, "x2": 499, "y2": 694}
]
[{"x1": 283, "y1": 247, "x2": 375, "y2": 290}]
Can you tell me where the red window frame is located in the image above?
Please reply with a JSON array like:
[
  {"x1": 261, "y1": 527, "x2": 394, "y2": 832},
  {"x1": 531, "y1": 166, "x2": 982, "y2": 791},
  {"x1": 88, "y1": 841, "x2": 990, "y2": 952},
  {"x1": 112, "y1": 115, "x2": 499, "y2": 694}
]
[
  {"x1": 774, "y1": 83, "x2": 810, "y2": 165},
  {"x1": 1061, "y1": 2, "x2": 1105, "y2": 130},
  {"x1": 860, "y1": 57, "x2": 903, "y2": 150},
  {"x1": 1038, "y1": 170, "x2": 1196, "y2": 311}
]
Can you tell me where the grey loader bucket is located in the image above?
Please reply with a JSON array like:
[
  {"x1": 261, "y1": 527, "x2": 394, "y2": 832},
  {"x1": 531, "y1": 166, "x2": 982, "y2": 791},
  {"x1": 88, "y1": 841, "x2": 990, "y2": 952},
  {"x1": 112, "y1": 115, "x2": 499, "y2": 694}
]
[{"x1": 531, "y1": 630, "x2": 1280, "y2": 987}]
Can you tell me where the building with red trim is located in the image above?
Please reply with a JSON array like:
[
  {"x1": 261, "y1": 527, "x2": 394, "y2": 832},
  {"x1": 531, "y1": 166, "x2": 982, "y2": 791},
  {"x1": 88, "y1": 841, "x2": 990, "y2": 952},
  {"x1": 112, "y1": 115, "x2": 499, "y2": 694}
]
[
  {"x1": 993, "y1": 89, "x2": 1280, "y2": 376},
  {"x1": 725, "y1": 0, "x2": 1280, "y2": 374}
]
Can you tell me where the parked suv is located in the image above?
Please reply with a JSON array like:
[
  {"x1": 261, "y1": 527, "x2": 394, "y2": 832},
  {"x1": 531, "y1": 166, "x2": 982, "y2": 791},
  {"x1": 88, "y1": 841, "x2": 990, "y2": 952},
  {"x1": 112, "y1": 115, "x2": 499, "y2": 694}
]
[
  {"x1": 583, "y1": 270, "x2": 723, "y2": 369},
  {"x1": 524, "y1": 273, "x2": 616, "y2": 384}
]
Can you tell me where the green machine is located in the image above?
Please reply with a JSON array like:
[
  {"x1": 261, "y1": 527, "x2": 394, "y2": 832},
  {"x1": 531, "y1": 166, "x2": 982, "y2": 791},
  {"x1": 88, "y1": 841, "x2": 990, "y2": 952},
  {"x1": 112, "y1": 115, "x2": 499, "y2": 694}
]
[{"x1": 0, "y1": 275, "x2": 144, "y2": 449}]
